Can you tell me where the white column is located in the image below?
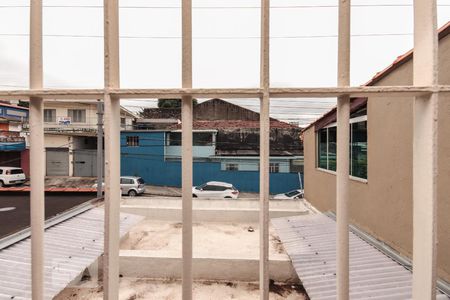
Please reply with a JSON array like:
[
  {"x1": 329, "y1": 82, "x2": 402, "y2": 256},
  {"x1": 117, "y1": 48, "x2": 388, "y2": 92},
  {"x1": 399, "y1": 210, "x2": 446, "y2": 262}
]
[
  {"x1": 412, "y1": 0, "x2": 438, "y2": 299},
  {"x1": 336, "y1": 0, "x2": 351, "y2": 299},
  {"x1": 181, "y1": 0, "x2": 193, "y2": 298},
  {"x1": 29, "y1": 0, "x2": 44, "y2": 299},
  {"x1": 103, "y1": 0, "x2": 121, "y2": 298},
  {"x1": 259, "y1": 0, "x2": 270, "y2": 298}
]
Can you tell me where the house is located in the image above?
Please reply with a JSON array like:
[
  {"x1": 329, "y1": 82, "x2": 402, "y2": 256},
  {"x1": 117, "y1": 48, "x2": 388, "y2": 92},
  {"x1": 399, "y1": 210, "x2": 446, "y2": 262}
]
[
  {"x1": 302, "y1": 21, "x2": 450, "y2": 283},
  {"x1": 43, "y1": 100, "x2": 136, "y2": 177},
  {"x1": 139, "y1": 98, "x2": 303, "y2": 156},
  {"x1": 0, "y1": 102, "x2": 29, "y2": 176},
  {"x1": 121, "y1": 99, "x2": 304, "y2": 193}
]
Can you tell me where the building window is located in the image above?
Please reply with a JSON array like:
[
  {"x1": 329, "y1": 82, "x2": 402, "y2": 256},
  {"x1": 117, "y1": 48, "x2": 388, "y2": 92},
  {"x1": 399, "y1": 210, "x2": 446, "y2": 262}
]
[
  {"x1": 316, "y1": 117, "x2": 367, "y2": 179},
  {"x1": 167, "y1": 132, "x2": 214, "y2": 146},
  {"x1": 225, "y1": 163, "x2": 239, "y2": 171},
  {"x1": 68, "y1": 109, "x2": 86, "y2": 123},
  {"x1": 269, "y1": 163, "x2": 279, "y2": 173},
  {"x1": 44, "y1": 109, "x2": 56, "y2": 123},
  {"x1": 126, "y1": 136, "x2": 139, "y2": 147}
]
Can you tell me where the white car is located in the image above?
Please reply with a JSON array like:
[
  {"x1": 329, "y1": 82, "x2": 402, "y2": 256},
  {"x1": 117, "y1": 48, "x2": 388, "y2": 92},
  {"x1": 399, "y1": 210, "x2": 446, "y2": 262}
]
[
  {"x1": 273, "y1": 189, "x2": 304, "y2": 200},
  {"x1": 93, "y1": 176, "x2": 146, "y2": 197},
  {"x1": 192, "y1": 181, "x2": 239, "y2": 199},
  {"x1": 0, "y1": 167, "x2": 26, "y2": 187}
]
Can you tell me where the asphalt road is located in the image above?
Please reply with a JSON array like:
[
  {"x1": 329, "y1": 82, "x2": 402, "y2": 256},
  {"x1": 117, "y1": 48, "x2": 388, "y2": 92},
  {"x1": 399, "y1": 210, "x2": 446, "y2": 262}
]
[{"x1": 0, "y1": 192, "x2": 96, "y2": 239}]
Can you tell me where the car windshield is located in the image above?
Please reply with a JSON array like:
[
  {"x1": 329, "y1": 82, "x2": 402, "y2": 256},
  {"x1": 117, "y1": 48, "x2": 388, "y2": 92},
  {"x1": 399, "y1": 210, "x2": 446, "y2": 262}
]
[
  {"x1": 197, "y1": 183, "x2": 207, "y2": 190},
  {"x1": 137, "y1": 178, "x2": 145, "y2": 184},
  {"x1": 10, "y1": 169, "x2": 24, "y2": 175},
  {"x1": 285, "y1": 190, "x2": 299, "y2": 197}
]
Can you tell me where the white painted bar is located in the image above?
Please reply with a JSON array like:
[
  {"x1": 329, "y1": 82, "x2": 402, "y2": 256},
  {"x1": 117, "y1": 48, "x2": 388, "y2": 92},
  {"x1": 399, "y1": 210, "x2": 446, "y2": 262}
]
[
  {"x1": 412, "y1": 0, "x2": 439, "y2": 299},
  {"x1": 182, "y1": 0, "x2": 193, "y2": 298},
  {"x1": 103, "y1": 0, "x2": 121, "y2": 298},
  {"x1": 29, "y1": 0, "x2": 44, "y2": 299},
  {"x1": 259, "y1": 0, "x2": 270, "y2": 298},
  {"x1": 336, "y1": 0, "x2": 351, "y2": 299},
  {"x1": 2, "y1": 86, "x2": 450, "y2": 100}
]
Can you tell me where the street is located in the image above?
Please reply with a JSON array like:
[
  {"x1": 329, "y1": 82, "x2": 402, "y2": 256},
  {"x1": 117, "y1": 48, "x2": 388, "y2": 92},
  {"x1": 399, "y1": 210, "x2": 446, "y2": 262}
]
[{"x1": 0, "y1": 192, "x2": 96, "y2": 238}]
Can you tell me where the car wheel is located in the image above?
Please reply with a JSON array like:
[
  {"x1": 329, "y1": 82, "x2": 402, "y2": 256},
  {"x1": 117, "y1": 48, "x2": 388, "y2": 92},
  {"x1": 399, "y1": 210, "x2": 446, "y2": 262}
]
[
  {"x1": 192, "y1": 194, "x2": 197, "y2": 198},
  {"x1": 0, "y1": 181, "x2": 3, "y2": 187},
  {"x1": 128, "y1": 190, "x2": 137, "y2": 197},
  {"x1": 224, "y1": 196, "x2": 232, "y2": 199}
]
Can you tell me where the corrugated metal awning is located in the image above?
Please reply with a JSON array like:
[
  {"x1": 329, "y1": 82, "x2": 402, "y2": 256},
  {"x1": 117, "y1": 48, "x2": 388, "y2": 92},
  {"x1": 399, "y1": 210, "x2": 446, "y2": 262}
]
[
  {"x1": 272, "y1": 214, "x2": 447, "y2": 299},
  {"x1": 0, "y1": 207, "x2": 143, "y2": 300}
]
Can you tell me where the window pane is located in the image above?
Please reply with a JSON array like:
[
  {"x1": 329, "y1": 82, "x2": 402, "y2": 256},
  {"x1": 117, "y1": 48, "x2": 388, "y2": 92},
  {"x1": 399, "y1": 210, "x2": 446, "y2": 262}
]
[
  {"x1": 351, "y1": 121, "x2": 367, "y2": 179},
  {"x1": 328, "y1": 127, "x2": 337, "y2": 171},
  {"x1": 317, "y1": 129, "x2": 328, "y2": 169}
]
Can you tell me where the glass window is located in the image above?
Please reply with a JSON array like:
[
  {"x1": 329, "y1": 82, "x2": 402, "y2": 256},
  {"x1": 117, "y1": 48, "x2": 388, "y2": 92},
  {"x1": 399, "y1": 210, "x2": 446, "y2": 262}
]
[
  {"x1": 225, "y1": 163, "x2": 239, "y2": 171},
  {"x1": 126, "y1": 136, "x2": 139, "y2": 147},
  {"x1": 317, "y1": 128, "x2": 328, "y2": 169},
  {"x1": 328, "y1": 126, "x2": 337, "y2": 171},
  {"x1": 269, "y1": 163, "x2": 279, "y2": 173},
  {"x1": 68, "y1": 109, "x2": 86, "y2": 123},
  {"x1": 137, "y1": 178, "x2": 145, "y2": 184},
  {"x1": 316, "y1": 118, "x2": 367, "y2": 180},
  {"x1": 10, "y1": 169, "x2": 24, "y2": 175},
  {"x1": 168, "y1": 132, "x2": 214, "y2": 146},
  {"x1": 351, "y1": 121, "x2": 367, "y2": 179},
  {"x1": 44, "y1": 109, "x2": 56, "y2": 123}
]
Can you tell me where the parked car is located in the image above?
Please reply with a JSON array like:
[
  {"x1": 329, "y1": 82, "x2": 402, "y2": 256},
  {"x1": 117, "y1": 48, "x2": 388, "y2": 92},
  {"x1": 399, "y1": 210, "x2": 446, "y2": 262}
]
[
  {"x1": 192, "y1": 181, "x2": 239, "y2": 199},
  {"x1": 0, "y1": 167, "x2": 26, "y2": 187},
  {"x1": 273, "y1": 189, "x2": 304, "y2": 200},
  {"x1": 93, "y1": 176, "x2": 146, "y2": 197}
]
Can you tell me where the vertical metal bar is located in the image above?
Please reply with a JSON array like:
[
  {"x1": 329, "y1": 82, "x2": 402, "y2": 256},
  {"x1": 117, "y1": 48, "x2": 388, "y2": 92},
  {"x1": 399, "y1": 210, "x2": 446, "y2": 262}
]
[
  {"x1": 29, "y1": 0, "x2": 44, "y2": 299},
  {"x1": 103, "y1": 0, "x2": 120, "y2": 298},
  {"x1": 336, "y1": 0, "x2": 351, "y2": 299},
  {"x1": 412, "y1": 0, "x2": 438, "y2": 298},
  {"x1": 97, "y1": 101, "x2": 104, "y2": 199},
  {"x1": 181, "y1": 0, "x2": 193, "y2": 298},
  {"x1": 259, "y1": 0, "x2": 270, "y2": 297}
]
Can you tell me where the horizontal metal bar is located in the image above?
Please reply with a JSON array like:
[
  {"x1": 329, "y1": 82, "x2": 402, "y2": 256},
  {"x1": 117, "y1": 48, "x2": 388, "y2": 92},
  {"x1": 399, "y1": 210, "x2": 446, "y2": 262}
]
[
  {"x1": 109, "y1": 88, "x2": 263, "y2": 99},
  {"x1": 0, "y1": 89, "x2": 105, "y2": 100},
  {"x1": 1, "y1": 86, "x2": 450, "y2": 100},
  {"x1": 269, "y1": 85, "x2": 450, "y2": 98}
]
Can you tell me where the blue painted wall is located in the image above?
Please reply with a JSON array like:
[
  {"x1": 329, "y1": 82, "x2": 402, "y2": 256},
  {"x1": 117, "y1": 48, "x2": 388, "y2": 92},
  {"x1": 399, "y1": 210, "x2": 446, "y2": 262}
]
[{"x1": 121, "y1": 131, "x2": 302, "y2": 194}]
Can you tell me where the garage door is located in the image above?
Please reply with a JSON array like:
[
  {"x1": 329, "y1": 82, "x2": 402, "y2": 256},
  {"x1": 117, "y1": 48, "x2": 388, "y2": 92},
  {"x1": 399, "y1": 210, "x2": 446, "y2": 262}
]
[
  {"x1": 46, "y1": 148, "x2": 69, "y2": 176},
  {"x1": 73, "y1": 149, "x2": 98, "y2": 177}
]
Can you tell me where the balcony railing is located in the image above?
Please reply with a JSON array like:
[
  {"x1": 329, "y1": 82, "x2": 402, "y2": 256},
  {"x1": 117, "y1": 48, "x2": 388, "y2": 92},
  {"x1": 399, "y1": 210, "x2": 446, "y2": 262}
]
[{"x1": 5, "y1": 0, "x2": 444, "y2": 299}]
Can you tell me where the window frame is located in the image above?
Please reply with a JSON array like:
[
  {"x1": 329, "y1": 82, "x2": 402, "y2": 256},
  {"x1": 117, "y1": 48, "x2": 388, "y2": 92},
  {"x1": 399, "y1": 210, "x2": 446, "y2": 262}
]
[
  {"x1": 316, "y1": 115, "x2": 368, "y2": 181},
  {"x1": 68, "y1": 109, "x2": 86, "y2": 123},
  {"x1": 43, "y1": 109, "x2": 56, "y2": 123}
]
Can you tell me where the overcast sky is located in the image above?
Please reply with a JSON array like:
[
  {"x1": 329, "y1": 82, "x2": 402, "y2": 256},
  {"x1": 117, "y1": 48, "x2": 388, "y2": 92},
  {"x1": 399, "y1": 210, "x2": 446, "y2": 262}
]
[{"x1": 1, "y1": 0, "x2": 450, "y2": 126}]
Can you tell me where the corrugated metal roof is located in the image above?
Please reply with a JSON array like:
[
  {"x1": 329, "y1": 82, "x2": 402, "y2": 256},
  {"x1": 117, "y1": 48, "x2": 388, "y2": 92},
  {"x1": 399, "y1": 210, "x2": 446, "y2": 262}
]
[
  {"x1": 0, "y1": 207, "x2": 144, "y2": 300},
  {"x1": 272, "y1": 214, "x2": 447, "y2": 300}
]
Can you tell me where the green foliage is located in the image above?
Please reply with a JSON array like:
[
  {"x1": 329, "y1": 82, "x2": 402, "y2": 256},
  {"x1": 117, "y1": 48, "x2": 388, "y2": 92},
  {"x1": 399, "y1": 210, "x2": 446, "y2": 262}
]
[{"x1": 157, "y1": 98, "x2": 198, "y2": 108}]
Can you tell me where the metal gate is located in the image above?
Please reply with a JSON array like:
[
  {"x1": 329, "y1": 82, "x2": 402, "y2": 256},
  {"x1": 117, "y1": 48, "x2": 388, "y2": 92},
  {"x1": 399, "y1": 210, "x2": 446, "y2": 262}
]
[
  {"x1": 73, "y1": 149, "x2": 98, "y2": 177},
  {"x1": 46, "y1": 148, "x2": 69, "y2": 176}
]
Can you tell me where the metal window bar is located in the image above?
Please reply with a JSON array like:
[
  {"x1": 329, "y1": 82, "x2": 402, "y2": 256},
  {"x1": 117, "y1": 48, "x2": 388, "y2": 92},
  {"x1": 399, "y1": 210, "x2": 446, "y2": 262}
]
[{"x1": 21, "y1": 0, "x2": 440, "y2": 299}]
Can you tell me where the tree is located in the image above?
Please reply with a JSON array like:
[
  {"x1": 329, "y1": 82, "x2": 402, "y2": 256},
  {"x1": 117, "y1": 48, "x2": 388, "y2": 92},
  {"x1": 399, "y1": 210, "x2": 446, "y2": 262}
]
[{"x1": 157, "y1": 98, "x2": 198, "y2": 108}]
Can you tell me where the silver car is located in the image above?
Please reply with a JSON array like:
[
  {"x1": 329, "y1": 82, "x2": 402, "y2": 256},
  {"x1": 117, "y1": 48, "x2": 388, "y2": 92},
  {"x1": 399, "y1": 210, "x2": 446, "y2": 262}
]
[
  {"x1": 120, "y1": 176, "x2": 146, "y2": 196},
  {"x1": 93, "y1": 176, "x2": 146, "y2": 196}
]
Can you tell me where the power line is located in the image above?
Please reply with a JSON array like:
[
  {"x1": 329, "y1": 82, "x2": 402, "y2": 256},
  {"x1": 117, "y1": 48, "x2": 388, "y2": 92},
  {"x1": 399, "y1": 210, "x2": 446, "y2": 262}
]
[
  {"x1": 0, "y1": 33, "x2": 413, "y2": 39},
  {"x1": 0, "y1": 4, "x2": 449, "y2": 9}
]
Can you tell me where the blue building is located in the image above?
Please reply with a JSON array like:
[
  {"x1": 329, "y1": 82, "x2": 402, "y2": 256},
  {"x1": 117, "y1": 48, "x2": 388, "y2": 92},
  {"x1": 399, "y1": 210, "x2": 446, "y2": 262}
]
[{"x1": 121, "y1": 130, "x2": 303, "y2": 194}]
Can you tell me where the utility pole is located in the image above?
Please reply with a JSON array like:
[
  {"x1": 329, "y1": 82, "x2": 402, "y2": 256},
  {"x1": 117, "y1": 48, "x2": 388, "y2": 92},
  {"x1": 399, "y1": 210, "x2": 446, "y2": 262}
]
[{"x1": 97, "y1": 100, "x2": 104, "y2": 198}]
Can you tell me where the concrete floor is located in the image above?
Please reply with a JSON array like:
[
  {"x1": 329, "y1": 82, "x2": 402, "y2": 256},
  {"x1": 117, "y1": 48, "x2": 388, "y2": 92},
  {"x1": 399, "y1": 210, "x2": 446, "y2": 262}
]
[
  {"x1": 120, "y1": 220, "x2": 287, "y2": 259},
  {"x1": 55, "y1": 278, "x2": 307, "y2": 300}
]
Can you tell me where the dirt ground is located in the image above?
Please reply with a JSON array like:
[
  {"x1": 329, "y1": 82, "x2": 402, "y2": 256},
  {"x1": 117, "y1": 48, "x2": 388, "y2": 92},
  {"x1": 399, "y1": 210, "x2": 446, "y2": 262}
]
[
  {"x1": 120, "y1": 220, "x2": 287, "y2": 258},
  {"x1": 56, "y1": 278, "x2": 307, "y2": 300}
]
